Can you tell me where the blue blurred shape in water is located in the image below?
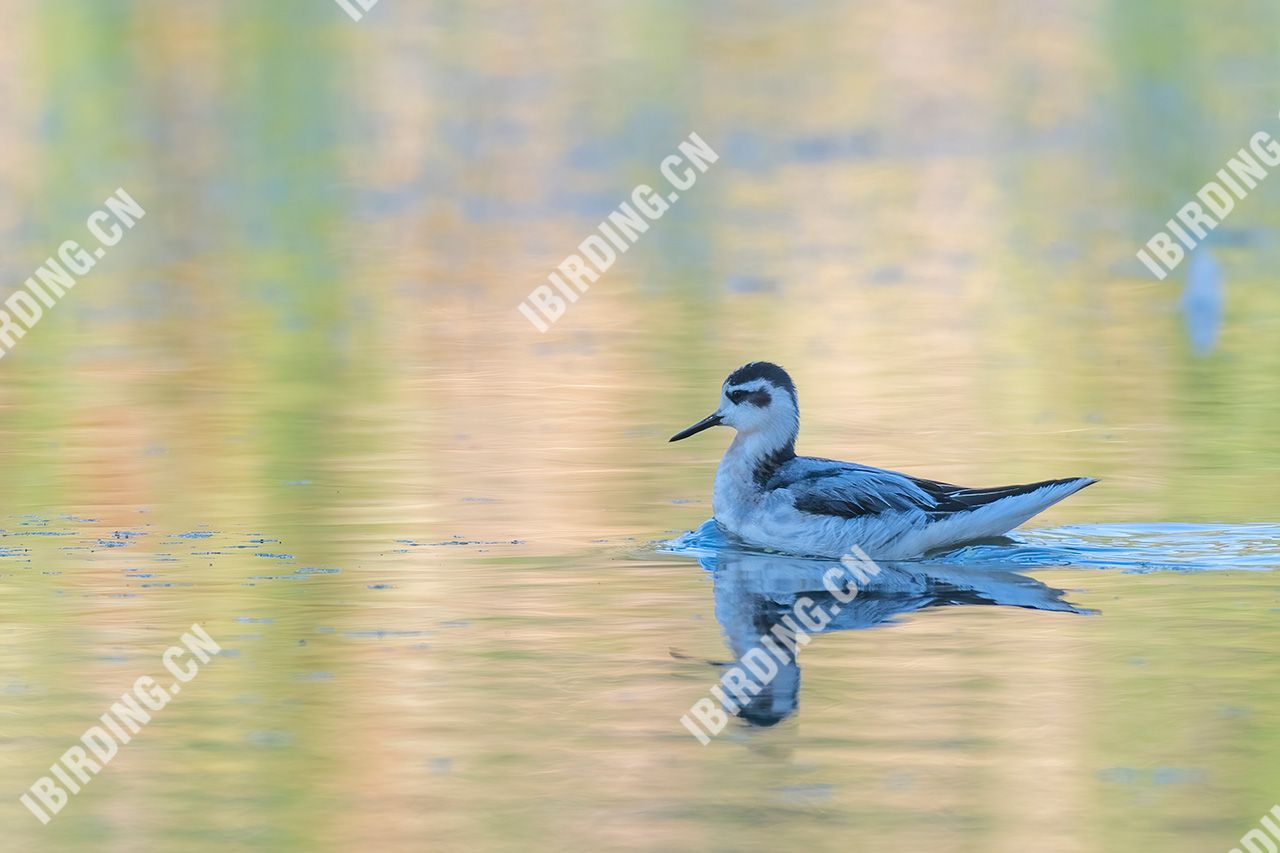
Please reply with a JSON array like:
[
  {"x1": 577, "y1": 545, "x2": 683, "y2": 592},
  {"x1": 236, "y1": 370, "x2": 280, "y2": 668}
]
[{"x1": 1181, "y1": 248, "x2": 1224, "y2": 356}]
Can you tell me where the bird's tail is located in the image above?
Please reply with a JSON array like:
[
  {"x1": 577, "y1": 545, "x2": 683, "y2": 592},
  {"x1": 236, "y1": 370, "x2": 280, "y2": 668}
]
[{"x1": 960, "y1": 476, "x2": 1097, "y2": 538}]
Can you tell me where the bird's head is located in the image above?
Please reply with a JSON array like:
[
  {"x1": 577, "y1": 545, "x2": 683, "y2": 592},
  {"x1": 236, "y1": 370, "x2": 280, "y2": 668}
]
[{"x1": 670, "y1": 361, "x2": 799, "y2": 445}]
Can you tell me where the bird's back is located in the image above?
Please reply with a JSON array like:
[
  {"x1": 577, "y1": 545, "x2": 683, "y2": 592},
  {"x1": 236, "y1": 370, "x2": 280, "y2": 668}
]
[{"x1": 742, "y1": 456, "x2": 1095, "y2": 559}]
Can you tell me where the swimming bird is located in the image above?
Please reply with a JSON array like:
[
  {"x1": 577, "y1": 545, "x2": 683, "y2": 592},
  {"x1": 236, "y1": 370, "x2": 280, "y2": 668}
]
[{"x1": 670, "y1": 362, "x2": 1096, "y2": 560}]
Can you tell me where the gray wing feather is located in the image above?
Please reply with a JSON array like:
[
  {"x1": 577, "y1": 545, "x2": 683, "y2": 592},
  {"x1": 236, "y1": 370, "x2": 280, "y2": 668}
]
[
  {"x1": 775, "y1": 458, "x2": 1091, "y2": 520},
  {"x1": 771, "y1": 459, "x2": 939, "y2": 519}
]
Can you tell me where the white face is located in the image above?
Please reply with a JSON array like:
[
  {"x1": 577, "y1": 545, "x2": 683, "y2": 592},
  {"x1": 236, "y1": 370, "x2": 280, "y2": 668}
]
[
  {"x1": 670, "y1": 366, "x2": 800, "y2": 445},
  {"x1": 717, "y1": 379, "x2": 797, "y2": 437}
]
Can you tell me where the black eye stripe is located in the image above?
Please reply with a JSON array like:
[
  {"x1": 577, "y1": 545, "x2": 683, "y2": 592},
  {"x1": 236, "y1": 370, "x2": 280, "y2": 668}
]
[{"x1": 728, "y1": 388, "x2": 772, "y2": 407}]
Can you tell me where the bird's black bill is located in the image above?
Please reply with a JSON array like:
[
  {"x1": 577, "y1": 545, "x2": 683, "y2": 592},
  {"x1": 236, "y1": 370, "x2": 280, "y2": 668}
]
[{"x1": 669, "y1": 414, "x2": 723, "y2": 442}]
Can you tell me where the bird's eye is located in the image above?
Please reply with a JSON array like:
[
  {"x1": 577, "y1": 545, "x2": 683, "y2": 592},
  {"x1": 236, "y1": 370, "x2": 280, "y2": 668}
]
[{"x1": 727, "y1": 390, "x2": 746, "y2": 404}]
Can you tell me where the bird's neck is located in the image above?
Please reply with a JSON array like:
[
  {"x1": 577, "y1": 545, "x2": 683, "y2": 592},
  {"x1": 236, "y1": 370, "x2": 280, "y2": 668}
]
[{"x1": 716, "y1": 430, "x2": 797, "y2": 502}]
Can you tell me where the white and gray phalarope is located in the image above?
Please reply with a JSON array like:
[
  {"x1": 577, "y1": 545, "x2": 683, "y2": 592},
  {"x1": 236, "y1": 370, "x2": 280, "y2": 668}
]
[{"x1": 670, "y1": 362, "x2": 1096, "y2": 560}]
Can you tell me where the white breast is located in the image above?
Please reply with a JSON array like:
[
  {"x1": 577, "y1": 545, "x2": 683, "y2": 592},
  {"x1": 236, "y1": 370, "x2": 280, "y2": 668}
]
[{"x1": 712, "y1": 434, "x2": 764, "y2": 529}]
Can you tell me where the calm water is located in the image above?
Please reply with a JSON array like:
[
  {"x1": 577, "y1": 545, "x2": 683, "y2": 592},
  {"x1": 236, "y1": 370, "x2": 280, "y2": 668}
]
[{"x1": 2, "y1": 1, "x2": 1280, "y2": 851}]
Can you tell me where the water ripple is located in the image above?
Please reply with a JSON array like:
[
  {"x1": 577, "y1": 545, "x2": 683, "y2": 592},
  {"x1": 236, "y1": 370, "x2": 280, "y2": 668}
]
[{"x1": 663, "y1": 519, "x2": 1280, "y2": 573}]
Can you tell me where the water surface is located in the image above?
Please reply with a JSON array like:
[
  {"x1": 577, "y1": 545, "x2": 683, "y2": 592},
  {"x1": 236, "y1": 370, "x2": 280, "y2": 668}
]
[{"x1": 2, "y1": 1, "x2": 1280, "y2": 851}]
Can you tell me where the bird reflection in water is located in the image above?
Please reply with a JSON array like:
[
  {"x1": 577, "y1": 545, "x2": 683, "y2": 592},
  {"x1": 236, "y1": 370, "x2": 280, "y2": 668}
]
[{"x1": 682, "y1": 535, "x2": 1089, "y2": 729}]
